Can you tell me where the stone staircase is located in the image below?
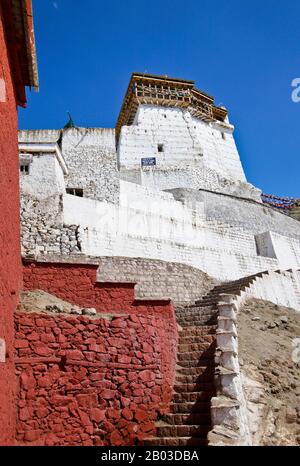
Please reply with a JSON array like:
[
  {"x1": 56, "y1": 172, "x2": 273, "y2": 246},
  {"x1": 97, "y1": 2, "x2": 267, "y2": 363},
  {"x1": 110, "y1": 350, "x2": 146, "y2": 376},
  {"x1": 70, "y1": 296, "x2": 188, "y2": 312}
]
[
  {"x1": 144, "y1": 302, "x2": 218, "y2": 446},
  {"x1": 144, "y1": 273, "x2": 270, "y2": 446},
  {"x1": 193, "y1": 273, "x2": 265, "y2": 308},
  {"x1": 144, "y1": 269, "x2": 300, "y2": 446}
]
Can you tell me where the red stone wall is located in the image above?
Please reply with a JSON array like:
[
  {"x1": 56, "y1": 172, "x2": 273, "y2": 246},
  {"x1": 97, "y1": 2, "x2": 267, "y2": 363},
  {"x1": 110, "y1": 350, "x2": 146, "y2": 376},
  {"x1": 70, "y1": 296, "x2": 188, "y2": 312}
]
[
  {"x1": 23, "y1": 262, "x2": 135, "y2": 314},
  {"x1": 17, "y1": 261, "x2": 178, "y2": 445},
  {"x1": 15, "y1": 304, "x2": 178, "y2": 446},
  {"x1": 0, "y1": 6, "x2": 22, "y2": 445}
]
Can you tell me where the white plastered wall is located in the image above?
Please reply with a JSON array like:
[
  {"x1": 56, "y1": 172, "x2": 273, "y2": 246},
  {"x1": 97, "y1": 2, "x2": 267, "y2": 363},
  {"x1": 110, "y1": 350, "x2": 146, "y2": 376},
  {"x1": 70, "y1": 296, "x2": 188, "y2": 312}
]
[
  {"x1": 118, "y1": 105, "x2": 247, "y2": 182},
  {"x1": 20, "y1": 153, "x2": 65, "y2": 198},
  {"x1": 63, "y1": 180, "x2": 292, "y2": 281}
]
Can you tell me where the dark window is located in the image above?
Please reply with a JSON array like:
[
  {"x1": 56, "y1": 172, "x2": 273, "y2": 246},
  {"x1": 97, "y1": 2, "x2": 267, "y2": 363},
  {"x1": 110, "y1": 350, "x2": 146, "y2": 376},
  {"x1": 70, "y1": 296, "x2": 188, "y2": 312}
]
[
  {"x1": 66, "y1": 188, "x2": 83, "y2": 197},
  {"x1": 157, "y1": 143, "x2": 164, "y2": 152},
  {"x1": 221, "y1": 132, "x2": 226, "y2": 140},
  {"x1": 20, "y1": 164, "x2": 29, "y2": 174}
]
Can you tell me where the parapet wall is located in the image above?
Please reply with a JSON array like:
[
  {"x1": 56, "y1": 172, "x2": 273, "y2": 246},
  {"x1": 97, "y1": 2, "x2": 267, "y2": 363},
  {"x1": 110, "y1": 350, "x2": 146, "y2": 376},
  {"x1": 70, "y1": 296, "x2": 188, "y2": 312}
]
[
  {"x1": 192, "y1": 189, "x2": 300, "y2": 240},
  {"x1": 208, "y1": 269, "x2": 300, "y2": 446},
  {"x1": 97, "y1": 257, "x2": 218, "y2": 305},
  {"x1": 62, "y1": 185, "x2": 283, "y2": 281},
  {"x1": 21, "y1": 180, "x2": 300, "y2": 281},
  {"x1": 23, "y1": 260, "x2": 135, "y2": 314},
  {"x1": 16, "y1": 259, "x2": 178, "y2": 446}
]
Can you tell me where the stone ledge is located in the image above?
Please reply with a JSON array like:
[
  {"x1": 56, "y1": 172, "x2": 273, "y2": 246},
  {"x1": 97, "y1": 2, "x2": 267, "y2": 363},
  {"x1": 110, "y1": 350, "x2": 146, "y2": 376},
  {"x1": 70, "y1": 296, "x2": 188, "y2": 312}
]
[{"x1": 22, "y1": 253, "x2": 102, "y2": 266}]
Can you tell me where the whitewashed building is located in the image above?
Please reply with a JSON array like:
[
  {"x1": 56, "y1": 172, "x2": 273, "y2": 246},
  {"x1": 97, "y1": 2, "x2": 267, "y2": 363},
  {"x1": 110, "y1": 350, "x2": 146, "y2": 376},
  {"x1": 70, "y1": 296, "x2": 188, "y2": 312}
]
[{"x1": 18, "y1": 73, "x2": 300, "y2": 281}]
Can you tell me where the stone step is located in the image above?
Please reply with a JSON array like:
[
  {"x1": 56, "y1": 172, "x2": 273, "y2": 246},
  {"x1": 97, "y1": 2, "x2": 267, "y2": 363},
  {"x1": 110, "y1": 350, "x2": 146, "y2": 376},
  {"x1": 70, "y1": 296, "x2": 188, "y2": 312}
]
[
  {"x1": 174, "y1": 382, "x2": 214, "y2": 393},
  {"x1": 183, "y1": 304, "x2": 216, "y2": 311},
  {"x1": 217, "y1": 277, "x2": 254, "y2": 286},
  {"x1": 177, "y1": 316, "x2": 217, "y2": 324},
  {"x1": 177, "y1": 318, "x2": 217, "y2": 327},
  {"x1": 176, "y1": 365, "x2": 214, "y2": 376},
  {"x1": 176, "y1": 307, "x2": 217, "y2": 316},
  {"x1": 175, "y1": 372, "x2": 214, "y2": 384},
  {"x1": 177, "y1": 314, "x2": 217, "y2": 321},
  {"x1": 178, "y1": 342, "x2": 214, "y2": 353},
  {"x1": 207, "y1": 290, "x2": 241, "y2": 297},
  {"x1": 179, "y1": 335, "x2": 215, "y2": 344},
  {"x1": 191, "y1": 301, "x2": 218, "y2": 307},
  {"x1": 207, "y1": 285, "x2": 245, "y2": 294},
  {"x1": 156, "y1": 424, "x2": 210, "y2": 438},
  {"x1": 177, "y1": 350, "x2": 215, "y2": 362},
  {"x1": 170, "y1": 401, "x2": 211, "y2": 414},
  {"x1": 194, "y1": 296, "x2": 219, "y2": 303},
  {"x1": 177, "y1": 359, "x2": 214, "y2": 368},
  {"x1": 212, "y1": 279, "x2": 253, "y2": 289},
  {"x1": 161, "y1": 412, "x2": 211, "y2": 425},
  {"x1": 179, "y1": 325, "x2": 216, "y2": 335},
  {"x1": 143, "y1": 437, "x2": 208, "y2": 446},
  {"x1": 173, "y1": 391, "x2": 214, "y2": 403}
]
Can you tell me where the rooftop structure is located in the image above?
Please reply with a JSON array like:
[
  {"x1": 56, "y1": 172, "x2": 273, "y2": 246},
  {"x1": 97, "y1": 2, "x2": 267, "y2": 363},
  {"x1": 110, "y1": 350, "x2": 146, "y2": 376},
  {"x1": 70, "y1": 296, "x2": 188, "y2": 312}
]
[{"x1": 116, "y1": 72, "x2": 228, "y2": 139}]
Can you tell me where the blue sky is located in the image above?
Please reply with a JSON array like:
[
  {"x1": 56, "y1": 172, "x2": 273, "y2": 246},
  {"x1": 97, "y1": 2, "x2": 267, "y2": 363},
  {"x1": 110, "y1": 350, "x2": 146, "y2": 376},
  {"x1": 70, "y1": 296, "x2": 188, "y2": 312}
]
[{"x1": 19, "y1": 0, "x2": 300, "y2": 197}]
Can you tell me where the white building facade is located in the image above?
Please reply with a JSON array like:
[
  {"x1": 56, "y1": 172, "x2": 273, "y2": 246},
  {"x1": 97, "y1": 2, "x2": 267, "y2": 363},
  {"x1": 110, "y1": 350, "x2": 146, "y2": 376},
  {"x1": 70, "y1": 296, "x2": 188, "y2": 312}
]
[{"x1": 18, "y1": 73, "x2": 300, "y2": 281}]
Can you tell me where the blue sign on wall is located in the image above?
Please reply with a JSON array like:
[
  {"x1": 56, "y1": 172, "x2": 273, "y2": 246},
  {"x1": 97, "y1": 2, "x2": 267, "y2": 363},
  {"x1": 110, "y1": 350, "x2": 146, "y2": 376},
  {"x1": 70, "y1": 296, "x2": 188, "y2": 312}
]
[{"x1": 141, "y1": 157, "x2": 156, "y2": 167}]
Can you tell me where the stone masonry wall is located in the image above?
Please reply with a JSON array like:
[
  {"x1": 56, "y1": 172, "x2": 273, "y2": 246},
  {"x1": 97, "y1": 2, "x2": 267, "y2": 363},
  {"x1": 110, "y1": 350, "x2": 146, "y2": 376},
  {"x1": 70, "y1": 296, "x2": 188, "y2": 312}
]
[
  {"x1": 63, "y1": 183, "x2": 282, "y2": 281},
  {"x1": 62, "y1": 127, "x2": 119, "y2": 204},
  {"x1": 97, "y1": 257, "x2": 218, "y2": 305},
  {"x1": 15, "y1": 307, "x2": 177, "y2": 446},
  {"x1": 22, "y1": 260, "x2": 136, "y2": 314},
  {"x1": 0, "y1": 7, "x2": 22, "y2": 445},
  {"x1": 16, "y1": 259, "x2": 177, "y2": 445}
]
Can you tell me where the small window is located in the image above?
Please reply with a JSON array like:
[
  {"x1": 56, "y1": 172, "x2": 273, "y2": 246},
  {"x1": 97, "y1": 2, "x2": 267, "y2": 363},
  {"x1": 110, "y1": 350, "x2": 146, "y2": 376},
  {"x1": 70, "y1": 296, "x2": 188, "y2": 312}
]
[
  {"x1": 157, "y1": 144, "x2": 164, "y2": 153},
  {"x1": 66, "y1": 188, "x2": 83, "y2": 197},
  {"x1": 20, "y1": 164, "x2": 29, "y2": 174},
  {"x1": 221, "y1": 132, "x2": 226, "y2": 140}
]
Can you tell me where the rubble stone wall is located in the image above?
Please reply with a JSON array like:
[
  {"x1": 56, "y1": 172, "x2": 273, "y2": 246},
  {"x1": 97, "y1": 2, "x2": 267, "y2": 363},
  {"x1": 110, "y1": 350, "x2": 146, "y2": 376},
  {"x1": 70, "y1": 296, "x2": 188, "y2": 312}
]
[
  {"x1": 62, "y1": 127, "x2": 119, "y2": 204},
  {"x1": 97, "y1": 256, "x2": 217, "y2": 304},
  {"x1": 21, "y1": 194, "x2": 82, "y2": 257}
]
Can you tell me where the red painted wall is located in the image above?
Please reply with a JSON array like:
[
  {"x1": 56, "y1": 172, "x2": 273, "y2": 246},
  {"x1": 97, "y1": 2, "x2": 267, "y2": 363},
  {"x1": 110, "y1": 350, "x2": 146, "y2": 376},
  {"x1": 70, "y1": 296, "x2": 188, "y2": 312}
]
[
  {"x1": 23, "y1": 261, "x2": 143, "y2": 314},
  {"x1": 0, "y1": 7, "x2": 22, "y2": 445},
  {"x1": 15, "y1": 304, "x2": 177, "y2": 445}
]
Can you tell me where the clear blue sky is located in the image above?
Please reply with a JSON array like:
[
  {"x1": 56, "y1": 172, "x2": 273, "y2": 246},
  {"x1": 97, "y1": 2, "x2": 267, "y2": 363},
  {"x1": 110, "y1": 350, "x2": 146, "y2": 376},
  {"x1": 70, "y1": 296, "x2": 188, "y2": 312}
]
[{"x1": 19, "y1": 0, "x2": 300, "y2": 197}]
